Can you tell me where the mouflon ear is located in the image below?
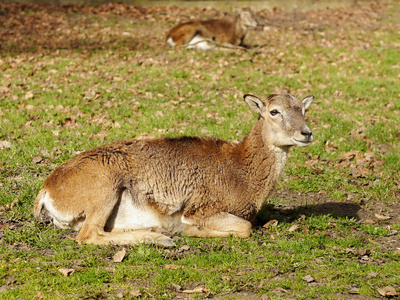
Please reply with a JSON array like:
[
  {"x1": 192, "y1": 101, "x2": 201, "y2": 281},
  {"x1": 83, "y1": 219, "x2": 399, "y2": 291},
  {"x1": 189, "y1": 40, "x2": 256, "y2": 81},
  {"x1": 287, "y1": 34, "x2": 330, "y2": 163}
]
[
  {"x1": 244, "y1": 94, "x2": 265, "y2": 117},
  {"x1": 301, "y1": 95, "x2": 314, "y2": 110}
]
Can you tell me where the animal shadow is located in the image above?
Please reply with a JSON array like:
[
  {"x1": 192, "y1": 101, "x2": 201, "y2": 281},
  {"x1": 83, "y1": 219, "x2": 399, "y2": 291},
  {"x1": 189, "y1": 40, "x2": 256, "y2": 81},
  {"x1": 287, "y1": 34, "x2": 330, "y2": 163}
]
[{"x1": 255, "y1": 201, "x2": 361, "y2": 226}]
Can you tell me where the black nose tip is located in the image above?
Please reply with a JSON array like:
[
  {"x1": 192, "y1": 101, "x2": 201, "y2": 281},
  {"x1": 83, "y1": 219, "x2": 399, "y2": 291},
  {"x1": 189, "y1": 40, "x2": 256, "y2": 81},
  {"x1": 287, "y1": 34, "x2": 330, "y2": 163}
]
[{"x1": 301, "y1": 131, "x2": 312, "y2": 137}]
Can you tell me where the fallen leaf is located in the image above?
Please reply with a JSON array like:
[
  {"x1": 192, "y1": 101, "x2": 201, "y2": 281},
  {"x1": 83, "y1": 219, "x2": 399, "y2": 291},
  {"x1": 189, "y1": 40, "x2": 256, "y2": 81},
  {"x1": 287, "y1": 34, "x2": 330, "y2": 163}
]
[
  {"x1": 117, "y1": 292, "x2": 124, "y2": 298},
  {"x1": 25, "y1": 91, "x2": 34, "y2": 99},
  {"x1": 377, "y1": 286, "x2": 398, "y2": 297},
  {"x1": 367, "y1": 272, "x2": 379, "y2": 278},
  {"x1": 5, "y1": 199, "x2": 19, "y2": 211},
  {"x1": 32, "y1": 156, "x2": 43, "y2": 164},
  {"x1": 288, "y1": 224, "x2": 299, "y2": 232},
  {"x1": 302, "y1": 274, "x2": 315, "y2": 283},
  {"x1": 113, "y1": 248, "x2": 126, "y2": 263},
  {"x1": 339, "y1": 150, "x2": 359, "y2": 162},
  {"x1": 352, "y1": 166, "x2": 371, "y2": 178},
  {"x1": 165, "y1": 264, "x2": 184, "y2": 270},
  {"x1": 0, "y1": 141, "x2": 12, "y2": 149},
  {"x1": 58, "y1": 268, "x2": 75, "y2": 277},
  {"x1": 325, "y1": 140, "x2": 338, "y2": 152},
  {"x1": 177, "y1": 245, "x2": 190, "y2": 252},
  {"x1": 349, "y1": 287, "x2": 360, "y2": 294},
  {"x1": 345, "y1": 248, "x2": 357, "y2": 255},
  {"x1": 182, "y1": 286, "x2": 209, "y2": 294},
  {"x1": 129, "y1": 290, "x2": 141, "y2": 297},
  {"x1": 261, "y1": 293, "x2": 269, "y2": 300},
  {"x1": 263, "y1": 219, "x2": 278, "y2": 228},
  {"x1": 171, "y1": 283, "x2": 182, "y2": 292},
  {"x1": 34, "y1": 292, "x2": 44, "y2": 299},
  {"x1": 375, "y1": 213, "x2": 391, "y2": 220}
]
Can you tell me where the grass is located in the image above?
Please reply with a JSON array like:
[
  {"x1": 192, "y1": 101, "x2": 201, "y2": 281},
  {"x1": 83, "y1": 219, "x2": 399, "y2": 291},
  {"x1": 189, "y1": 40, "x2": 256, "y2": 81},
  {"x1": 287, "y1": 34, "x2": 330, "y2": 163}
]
[{"x1": 1, "y1": 1, "x2": 400, "y2": 299}]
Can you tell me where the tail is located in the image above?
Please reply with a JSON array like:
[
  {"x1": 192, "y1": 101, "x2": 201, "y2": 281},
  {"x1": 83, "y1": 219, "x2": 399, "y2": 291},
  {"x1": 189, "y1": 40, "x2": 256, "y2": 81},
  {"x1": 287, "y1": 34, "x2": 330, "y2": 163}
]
[{"x1": 34, "y1": 189, "x2": 47, "y2": 219}]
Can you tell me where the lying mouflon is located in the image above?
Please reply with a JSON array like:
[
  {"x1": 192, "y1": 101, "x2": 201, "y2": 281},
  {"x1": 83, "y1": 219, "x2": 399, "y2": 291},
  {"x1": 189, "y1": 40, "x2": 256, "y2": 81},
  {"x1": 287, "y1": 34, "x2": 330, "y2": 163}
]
[
  {"x1": 34, "y1": 93, "x2": 313, "y2": 247},
  {"x1": 166, "y1": 8, "x2": 258, "y2": 50}
]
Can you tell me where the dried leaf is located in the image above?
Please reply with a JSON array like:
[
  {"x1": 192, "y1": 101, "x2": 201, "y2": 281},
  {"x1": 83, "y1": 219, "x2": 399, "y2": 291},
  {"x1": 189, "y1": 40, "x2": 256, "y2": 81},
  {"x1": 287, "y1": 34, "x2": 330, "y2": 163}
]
[
  {"x1": 58, "y1": 268, "x2": 75, "y2": 277},
  {"x1": 339, "y1": 150, "x2": 359, "y2": 162},
  {"x1": 374, "y1": 213, "x2": 391, "y2": 220},
  {"x1": 352, "y1": 166, "x2": 371, "y2": 178},
  {"x1": 171, "y1": 283, "x2": 182, "y2": 292},
  {"x1": 113, "y1": 248, "x2": 126, "y2": 263},
  {"x1": 182, "y1": 286, "x2": 209, "y2": 294},
  {"x1": 288, "y1": 224, "x2": 299, "y2": 232},
  {"x1": 367, "y1": 272, "x2": 379, "y2": 278},
  {"x1": 0, "y1": 141, "x2": 12, "y2": 149},
  {"x1": 7, "y1": 198, "x2": 19, "y2": 211},
  {"x1": 25, "y1": 91, "x2": 34, "y2": 99},
  {"x1": 34, "y1": 292, "x2": 44, "y2": 299},
  {"x1": 129, "y1": 290, "x2": 141, "y2": 297},
  {"x1": 345, "y1": 248, "x2": 357, "y2": 255},
  {"x1": 302, "y1": 274, "x2": 315, "y2": 283},
  {"x1": 165, "y1": 264, "x2": 184, "y2": 270},
  {"x1": 325, "y1": 140, "x2": 338, "y2": 152},
  {"x1": 32, "y1": 156, "x2": 43, "y2": 164},
  {"x1": 377, "y1": 286, "x2": 398, "y2": 297},
  {"x1": 261, "y1": 293, "x2": 269, "y2": 300},
  {"x1": 349, "y1": 287, "x2": 360, "y2": 294},
  {"x1": 263, "y1": 219, "x2": 278, "y2": 228},
  {"x1": 176, "y1": 245, "x2": 190, "y2": 253},
  {"x1": 364, "y1": 219, "x2": 375, "y2": 224}
]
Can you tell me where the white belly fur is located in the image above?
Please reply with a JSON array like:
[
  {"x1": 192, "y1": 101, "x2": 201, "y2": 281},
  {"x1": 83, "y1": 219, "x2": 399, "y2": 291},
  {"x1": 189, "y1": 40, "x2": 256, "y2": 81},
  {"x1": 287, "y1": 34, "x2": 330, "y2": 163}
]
[
  {"x1": 188, "y1": 35, "x2": 215, "y2": 50},
  {"x1": 106, "y1": 190, "x2": 186, "y2": 234}
]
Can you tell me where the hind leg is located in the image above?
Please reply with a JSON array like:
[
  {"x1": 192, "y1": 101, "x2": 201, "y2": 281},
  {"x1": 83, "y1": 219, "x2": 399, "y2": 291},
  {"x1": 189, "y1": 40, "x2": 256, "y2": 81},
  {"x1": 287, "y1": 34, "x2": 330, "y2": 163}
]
[
  {"x1": 76, "y1": 192, "x2": 175, "y2": 247},
  {"x1": 80, "y1": 227, "x2": 175, "y2": 248}
]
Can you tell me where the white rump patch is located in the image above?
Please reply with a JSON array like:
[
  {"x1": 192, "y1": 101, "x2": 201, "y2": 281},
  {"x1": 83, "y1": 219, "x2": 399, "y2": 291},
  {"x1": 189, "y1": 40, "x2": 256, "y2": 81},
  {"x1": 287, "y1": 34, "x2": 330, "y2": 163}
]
[
  {"x1": 166, "y1": 37, "x2": 175, "y2": 47},
  {"x1": 39, "y1": 191, "x2": 84, "y2": 230}
]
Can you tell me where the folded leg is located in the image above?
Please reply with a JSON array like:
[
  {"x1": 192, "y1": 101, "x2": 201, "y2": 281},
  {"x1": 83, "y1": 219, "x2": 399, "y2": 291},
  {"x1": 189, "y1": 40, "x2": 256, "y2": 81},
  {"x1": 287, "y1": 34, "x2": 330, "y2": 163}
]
[{"x1": 182, "y1": 212, "x2": 251, "y2": 238}]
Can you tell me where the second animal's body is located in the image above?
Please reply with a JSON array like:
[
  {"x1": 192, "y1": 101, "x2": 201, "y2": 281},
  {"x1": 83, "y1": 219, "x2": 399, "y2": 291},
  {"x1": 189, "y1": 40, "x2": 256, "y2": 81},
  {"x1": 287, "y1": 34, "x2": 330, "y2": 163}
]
[{"x1": 166, "y1": 8, "x2": 258, "y2": 50}]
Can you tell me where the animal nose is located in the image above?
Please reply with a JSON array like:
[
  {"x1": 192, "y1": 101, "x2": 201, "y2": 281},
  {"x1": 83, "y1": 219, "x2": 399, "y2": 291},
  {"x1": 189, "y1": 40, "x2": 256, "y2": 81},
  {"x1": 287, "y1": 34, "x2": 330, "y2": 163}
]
[{"x1": 301, "y1": 131, "x2": 312, "y2": 137}]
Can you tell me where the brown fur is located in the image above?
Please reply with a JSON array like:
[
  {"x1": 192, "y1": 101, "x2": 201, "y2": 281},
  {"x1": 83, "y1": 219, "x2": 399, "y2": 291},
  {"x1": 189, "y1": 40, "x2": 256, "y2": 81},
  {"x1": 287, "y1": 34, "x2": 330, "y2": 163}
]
[
  {"x1": 34, "y1": 93, "x2": 314, "y2": 247},
  {"x1": 166, "y1": 8, "x2": 258, "y2": 49}
]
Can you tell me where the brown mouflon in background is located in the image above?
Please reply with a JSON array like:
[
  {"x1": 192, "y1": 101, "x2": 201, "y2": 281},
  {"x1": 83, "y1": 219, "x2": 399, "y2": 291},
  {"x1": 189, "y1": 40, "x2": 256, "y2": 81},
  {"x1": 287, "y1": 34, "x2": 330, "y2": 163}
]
[
  {"x1": 166, "y1": 8, "x2": 258, "y2": 50},
  {"x1": 34, "y1": 93, "x2": 314, "y2": 248}
]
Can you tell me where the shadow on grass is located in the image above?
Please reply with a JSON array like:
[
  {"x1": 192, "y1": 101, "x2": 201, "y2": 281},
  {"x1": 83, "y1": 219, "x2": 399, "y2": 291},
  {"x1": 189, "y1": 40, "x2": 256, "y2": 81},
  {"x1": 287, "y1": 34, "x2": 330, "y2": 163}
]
[{"x1": 255, "y1": 201, "x2": 361, "y2": 226}]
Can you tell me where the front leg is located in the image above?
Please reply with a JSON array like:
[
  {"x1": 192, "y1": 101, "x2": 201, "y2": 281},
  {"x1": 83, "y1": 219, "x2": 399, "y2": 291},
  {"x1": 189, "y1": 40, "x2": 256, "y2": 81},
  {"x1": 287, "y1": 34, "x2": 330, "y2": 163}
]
[{"x1": 181, "y1": 212, "x2": 252, "y2": 238}]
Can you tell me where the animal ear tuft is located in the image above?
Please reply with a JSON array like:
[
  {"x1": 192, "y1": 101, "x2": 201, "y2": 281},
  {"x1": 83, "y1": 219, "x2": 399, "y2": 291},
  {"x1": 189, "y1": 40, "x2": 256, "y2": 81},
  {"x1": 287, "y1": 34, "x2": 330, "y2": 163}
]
[
  {"x1": 244, "y1": 94, "x2": 265, "y2": 116},
  {"x1": 302, "y1": 95, "x2": 314, "y2": 110}
]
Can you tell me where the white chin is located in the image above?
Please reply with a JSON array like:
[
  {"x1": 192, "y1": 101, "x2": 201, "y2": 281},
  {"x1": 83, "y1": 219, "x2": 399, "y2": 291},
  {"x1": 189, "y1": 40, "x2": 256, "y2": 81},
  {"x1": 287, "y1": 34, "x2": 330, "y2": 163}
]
[{"x1": 292, "y1": 139, "x2": 312, "y2": 147}]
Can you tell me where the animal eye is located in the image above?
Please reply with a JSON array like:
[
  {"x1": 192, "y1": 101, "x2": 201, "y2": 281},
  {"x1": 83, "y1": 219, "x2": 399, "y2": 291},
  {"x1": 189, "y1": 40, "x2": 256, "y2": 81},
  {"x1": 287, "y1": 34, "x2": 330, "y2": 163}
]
[{"x1": 270, "y1": 110, "x2": 280, "y2": 116}]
